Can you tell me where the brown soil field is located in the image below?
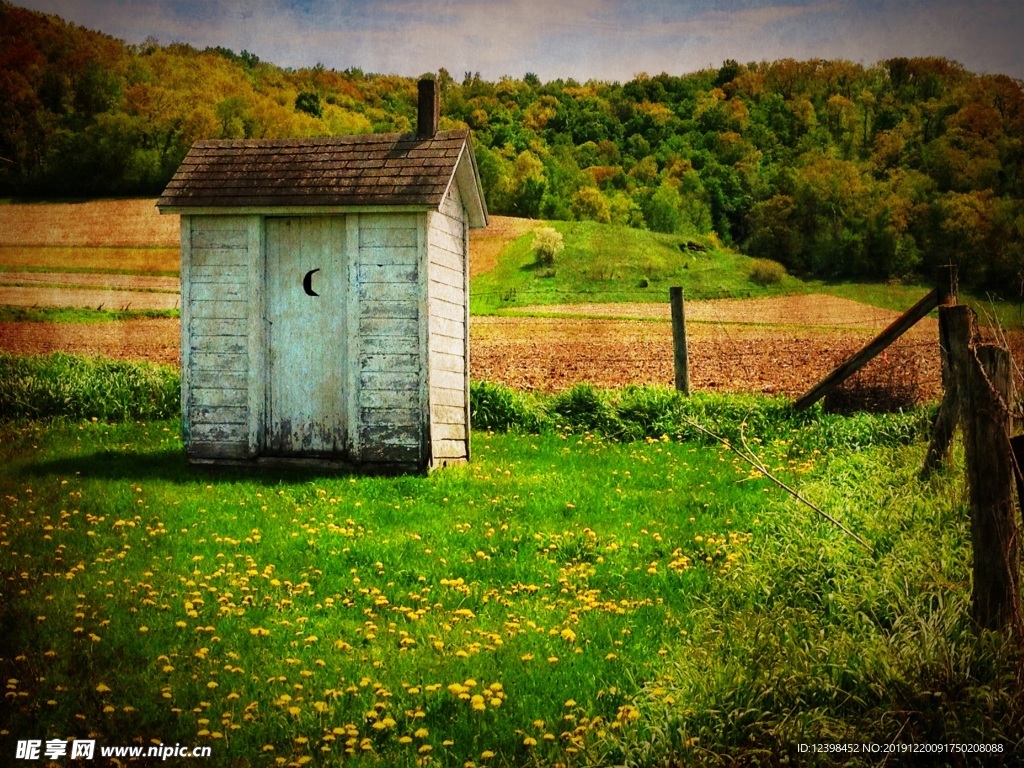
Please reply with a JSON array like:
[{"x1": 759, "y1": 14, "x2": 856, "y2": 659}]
[
  {"x1": 471, "y1": 316, "x2": 942, "y2": 400},
  {"x1": 512, "y1": 294, "x2": 935, "y2": 332},
  {"x1": 0, "y1": 319, "x2": 181, "y2": 364},
  {"x1": 0, "y1": 200, "x2": 179, "y2": 247},
  {"x1": 0, "y1": 246, "x2": 181, "y2": 274},
  {"x1": 0, "y1": 200, "x2": 1011, "y2": 406},
  {"x1": 0, "y1": 200, "x2": 526, "y2": 275},
  {"x1": 0, "y1": 304, "x2": 953, "y2": 404},
  {"x1": 0, "y1": 287, "x2": 180, "y2": 311},
  {"x1": 469, "y1": 215, "x2": 538, "y2": 277},
  {"x1": 0, "y1": 271, "x2": 180, "y2": 291}
]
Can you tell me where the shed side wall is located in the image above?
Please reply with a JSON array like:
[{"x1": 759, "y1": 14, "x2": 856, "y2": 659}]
[
  {"x1": 183, "y1": 215, "x2": 254, "y2": 459},
  {"x1": 355, "y1": 213, "x2": 425, "y2": 467},
  {"x1": 427, "y1": 183, "x2": 469, "y2": 466}
]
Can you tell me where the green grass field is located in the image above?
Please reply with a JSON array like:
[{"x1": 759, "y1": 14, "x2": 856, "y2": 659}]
[
  {"x1": 469, "y1": 222, "x2": 803, "y2": 314},
  {"x1": 1, "y1": 358, "x2": 1021, "y2": 766},
  {"x1": 468, "y1": 221, "x2": 1023, "y2": 330}
]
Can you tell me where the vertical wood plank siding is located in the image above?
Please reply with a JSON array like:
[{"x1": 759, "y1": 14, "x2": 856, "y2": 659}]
[
  {"x1": 184, "y1": 215, "x2": 254, "y2": 458},
  {"x1": 427, "y1": 185, "x2": 469, "y2": 465},
  {"x1": 355, "y1": 214, "x2": 424, "y2": 466}
]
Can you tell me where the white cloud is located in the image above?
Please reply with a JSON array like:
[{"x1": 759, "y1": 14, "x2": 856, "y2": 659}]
[{"x1": 16, "y1": 0, "x2": 1024, "y2": 79}]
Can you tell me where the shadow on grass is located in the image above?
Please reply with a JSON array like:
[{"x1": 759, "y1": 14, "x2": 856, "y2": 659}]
[{"x1": 24, "y1": 448, "x2": 372, "y2": 485}]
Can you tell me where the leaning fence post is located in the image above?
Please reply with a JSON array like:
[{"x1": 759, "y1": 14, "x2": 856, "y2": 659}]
[{"x1": 670, "y1": 287, "x2": 690, "y2": 395}]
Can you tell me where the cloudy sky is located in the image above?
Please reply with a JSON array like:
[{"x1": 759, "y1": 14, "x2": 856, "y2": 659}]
[{"x1": 17, "y1": 0, "x2": 1024, "y2": 81}]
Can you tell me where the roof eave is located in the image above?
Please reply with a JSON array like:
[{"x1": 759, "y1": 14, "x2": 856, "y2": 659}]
[
  {"x1": 454, "y1": 137, "x2": 489, "y2": 229},
  {"x1": 156, "y1": 203, "x2": 436, "y2": 216}
]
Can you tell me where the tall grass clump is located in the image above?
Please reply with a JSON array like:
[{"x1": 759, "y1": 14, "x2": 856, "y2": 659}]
[
  {"x1": 0, "y1": 352, "x2": 179, "y2": 420},
  {"x1": 471, "y1": 381, "x2": 933, "y2": 451},
  {"x1": 615, "y1": 448, "x2": 1024, "y2": 766},
  {"x1": 749, "y1": 257, "x2": 787, "y2": 286},
  {"x1": 469, "y1": 380, "x2": 548, "y2": 432}
]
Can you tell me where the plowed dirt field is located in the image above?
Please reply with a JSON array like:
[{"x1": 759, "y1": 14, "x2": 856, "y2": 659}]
[{"x1": 0, "y1": 295, "x2": 953, "y2": 403}]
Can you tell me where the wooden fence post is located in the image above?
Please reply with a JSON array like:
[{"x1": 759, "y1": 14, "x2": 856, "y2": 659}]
[
  {"x1": 921, "y1": 303, "x2": 971, "y2": 477},
  {"x1": 963, "y1": 342, "x2": 1020, "y2": 632},
  {"x1": 936, "y1": 264, "x2": 958, "y2": 307},
  {"x1": 670, "y1": 287, "x2": 690, "y2": 395},
  {"x1": 795, "y1": 287, "x2": 939, "y2": 411}
]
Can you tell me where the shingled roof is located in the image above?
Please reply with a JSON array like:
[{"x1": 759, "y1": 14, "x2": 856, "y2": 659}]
[{"x1": 156, "y1": 128, "x2": 487, "y2": 226}]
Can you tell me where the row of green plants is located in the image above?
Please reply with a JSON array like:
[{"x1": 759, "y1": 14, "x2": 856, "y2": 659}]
[
  {"x1": 470, "y1": 380, "x2": 933, "y2": 451},
  {"x1": 0, "y1": 352, "x2": 179, "y2": 420},
  {"x1": 0, "y1": 353, "x2": 933, "y2": 452}
]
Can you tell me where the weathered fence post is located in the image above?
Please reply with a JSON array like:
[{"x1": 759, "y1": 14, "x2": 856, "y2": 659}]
[
  {"x1": 795, "y1": 286, "x2": 939, "y2": 411},
  {"x1": 670, "y1": 287, "x2": 690, "y2": 395},
  {"x1": 963, "y1": 341, "x2": 1021, "y2": 632},
  {"x1": 921, "y1": 278, "x2": 966, "y2": 478}
]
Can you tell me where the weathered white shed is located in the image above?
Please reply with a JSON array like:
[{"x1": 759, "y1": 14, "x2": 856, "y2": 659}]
[{"x1": 157, "y1": 80, "x2": 488, "y2": 473}]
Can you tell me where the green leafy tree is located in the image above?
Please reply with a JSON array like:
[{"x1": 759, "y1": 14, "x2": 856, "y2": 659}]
[{"x1": 295, "y1": 90, "x2": 323, "y2": 118}]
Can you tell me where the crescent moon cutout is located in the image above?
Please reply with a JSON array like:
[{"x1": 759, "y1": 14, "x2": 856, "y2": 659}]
[{"x1": 303, "y1": 268, "x2": 321, "y2": 297}]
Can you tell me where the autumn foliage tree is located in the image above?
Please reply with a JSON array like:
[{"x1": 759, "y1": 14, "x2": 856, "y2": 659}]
[{"x1": 1, "y1": 1, "x2": 1022, "y2": 293}]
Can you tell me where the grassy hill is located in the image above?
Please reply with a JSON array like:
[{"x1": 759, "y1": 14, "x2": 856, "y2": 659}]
[
  {"x1": 467, "y1": 217, "x2": 1024, "y2": 331},
  {"x1": 470, "y1": 220, "x2": 803, "y2": 315}
]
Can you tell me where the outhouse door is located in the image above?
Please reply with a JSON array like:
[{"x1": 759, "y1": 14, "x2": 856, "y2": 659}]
[{"x1": 265, "y1": 217, "x2": 349, "y2": 455}]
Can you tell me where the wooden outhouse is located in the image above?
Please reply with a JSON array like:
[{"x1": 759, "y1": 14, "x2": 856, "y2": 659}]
[{"x1": 157, "y1": 80, "x2": 487, "y2": 473}]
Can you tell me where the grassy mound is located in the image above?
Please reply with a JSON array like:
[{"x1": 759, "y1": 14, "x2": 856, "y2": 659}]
[{"x1": 470, "y1": 221, "x2": 803, "y2": 314}]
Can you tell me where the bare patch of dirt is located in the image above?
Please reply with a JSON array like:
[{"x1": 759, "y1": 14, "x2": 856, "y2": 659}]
[{"x1": 469, "y1": 216, "x2": 538, "y2": 278}]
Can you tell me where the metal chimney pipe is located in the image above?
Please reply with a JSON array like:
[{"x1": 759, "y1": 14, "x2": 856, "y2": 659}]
[{"x1": 417, "y1": 78, "x2": 439, "y2": 139}]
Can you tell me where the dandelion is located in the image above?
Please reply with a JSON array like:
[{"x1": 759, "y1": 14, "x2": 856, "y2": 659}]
[
  {"x1": 95, "y1": 683, "x2": 110, "y2": 693},
  {"x1": 523, "y1": 736, "x2": 537, "y2": 747}
]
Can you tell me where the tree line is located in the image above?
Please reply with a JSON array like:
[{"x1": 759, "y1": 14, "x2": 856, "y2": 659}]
[{"x1": 1, "y1": 1, "x2": 1022, "y2": 292}]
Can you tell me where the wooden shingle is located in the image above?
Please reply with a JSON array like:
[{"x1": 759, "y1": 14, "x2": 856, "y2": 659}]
[{"x1": 157, "y1": 130, "x2": 477, "y2": 213}]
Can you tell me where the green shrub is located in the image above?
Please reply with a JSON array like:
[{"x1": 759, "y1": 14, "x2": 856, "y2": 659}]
[
  {"x1": 468, "y1": 381, "x2": 933, "y2": 451},
  {"x1": 0, "y1": 353, "x2": 179, "y2": 421},
  {"x1": 469, "y1": 380, "x2": 547, "y2": 433},
  {"x1": 531, "y1": 226, "x2": 564, "y2": 266},
  {"x1": 749, "y1": 257, "x2": 787, "y2": 285}
]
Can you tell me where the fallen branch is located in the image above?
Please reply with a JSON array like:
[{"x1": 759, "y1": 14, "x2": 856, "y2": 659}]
[{"x1": 681, "y1": 416, "x2": 874, "y2": 552}]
